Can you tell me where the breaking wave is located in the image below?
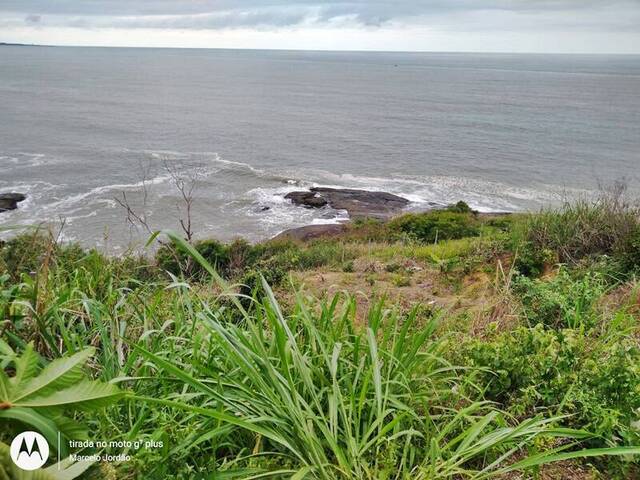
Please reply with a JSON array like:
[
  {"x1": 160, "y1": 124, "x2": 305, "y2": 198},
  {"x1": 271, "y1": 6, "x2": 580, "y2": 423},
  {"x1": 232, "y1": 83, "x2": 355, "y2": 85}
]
[{"x1": 1, "y1": 149, "x2": 594, "y2": 247}]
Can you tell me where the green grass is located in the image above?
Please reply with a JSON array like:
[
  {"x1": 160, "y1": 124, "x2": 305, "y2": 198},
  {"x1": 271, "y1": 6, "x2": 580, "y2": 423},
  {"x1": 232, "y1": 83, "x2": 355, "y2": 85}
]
[
  {"x1": 512, "y1": 189, "x2": 640, "y2": 275},
  {"x1": 0, "y1": 198, "x2": 639, "y2": 478}
]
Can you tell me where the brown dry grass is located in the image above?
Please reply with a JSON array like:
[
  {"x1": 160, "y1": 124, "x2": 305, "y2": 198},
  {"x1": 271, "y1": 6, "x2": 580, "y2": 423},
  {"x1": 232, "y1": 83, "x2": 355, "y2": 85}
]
[
  {"x1": 496, "y1": 460, "x2": 601, "y2": 480},
  {"x1": 285, "y1": 252, "x2": 522, "y2": 336}
]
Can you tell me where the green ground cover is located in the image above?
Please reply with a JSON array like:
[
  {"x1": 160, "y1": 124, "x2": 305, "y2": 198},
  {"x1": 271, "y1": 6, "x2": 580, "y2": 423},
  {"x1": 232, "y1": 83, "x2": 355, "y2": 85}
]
[{"x1": 1, "y1": 196, "x2": 639, "y2": 479}]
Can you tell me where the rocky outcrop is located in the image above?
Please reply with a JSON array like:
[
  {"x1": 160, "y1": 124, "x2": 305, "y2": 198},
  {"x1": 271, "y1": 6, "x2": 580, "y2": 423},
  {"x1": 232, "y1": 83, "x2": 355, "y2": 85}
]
[
  {"x1": 0, "y1": 193, "x2": 26, "y2": 213},
  {"x1": 272, "y1": 224, "x2": 348, "y2": 242},
  {"x1": 284, "y1": 191, "x2": 328, "y2": 208},
  {"x1": 285, "y1": 187, "x2": 409, "y2": 220}
]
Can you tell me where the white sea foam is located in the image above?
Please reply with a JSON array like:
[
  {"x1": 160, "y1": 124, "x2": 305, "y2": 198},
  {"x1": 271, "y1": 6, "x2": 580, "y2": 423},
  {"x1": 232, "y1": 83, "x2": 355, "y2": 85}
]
[
  {"x1": 64, "y1": 210, "x2": 98, "y2": 224},
  {"x1": 294, "y1": 170, "x2": 594, "y2": 213},
  {"x1": 139, "y1": 149, "x2": 284, "y2": 181},
  {"x1": 0, "y1": 153, "x2": 48, "y2": 168},
  {"x1": 1, "y1": 148, "x2": 600, "y2": 249}
]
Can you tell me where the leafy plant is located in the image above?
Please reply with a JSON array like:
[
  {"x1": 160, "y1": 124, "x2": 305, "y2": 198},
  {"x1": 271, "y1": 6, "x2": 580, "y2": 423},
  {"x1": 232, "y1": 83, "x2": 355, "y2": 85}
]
[
  {"x1": 459, "y1": 324, "x2": 640, "y2": 452},
  {"x1": 513, "y1": 268, "x2": 608, "y2": 330},
  {"x1": 155, "y1": 239, "x2": 230, "y2": 279},
  {"x1": 0, "y1": 345, "x2": 122, "y2": 453},
  {"x1": 446, "y1": 201, "x2": 473, "y2": 214},
  {"x1": 390, "y1": 211, "x2": 480, "y2": 244},
  {"x1": 517, "y1": 187, "x2": 640, "y2": 268},
  {"x1": 513, "y1": 242, "x2": 557, "y2": 277},
  {"x1": 131, "y1": 231, "x2": 640, "y2": 478}
]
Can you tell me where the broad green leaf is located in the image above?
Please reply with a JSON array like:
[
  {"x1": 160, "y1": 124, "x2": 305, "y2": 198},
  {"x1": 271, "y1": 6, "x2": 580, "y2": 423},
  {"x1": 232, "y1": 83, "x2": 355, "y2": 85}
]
[
  {"x1": 502, "y1": 446, "x2": 640, "y2": 473},
  {"x1": 0, "y1": 407, "x2": 60, "y2": 452},
  {"x1": 44, "y1": 454, "x2": 96, "y2": 480},
  {"x1": 13, "y1": 348, "x2": 95, "y2": 402},
  {"x1": 11, "y1": 343, "x2": 40, "y2": 388},
  {"x1": 16, "y1": 380, "x2": 122, "y2": 410},
  {"x1": 0, "y1": 369, "x2": 10, "y2": 402}
]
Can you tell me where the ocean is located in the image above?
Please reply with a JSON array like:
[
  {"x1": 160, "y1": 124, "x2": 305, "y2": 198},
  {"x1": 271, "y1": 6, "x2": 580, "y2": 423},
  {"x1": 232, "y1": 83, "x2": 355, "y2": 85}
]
[{"x1": 1, "y1": 46, "x2": 639, "y2": 250}]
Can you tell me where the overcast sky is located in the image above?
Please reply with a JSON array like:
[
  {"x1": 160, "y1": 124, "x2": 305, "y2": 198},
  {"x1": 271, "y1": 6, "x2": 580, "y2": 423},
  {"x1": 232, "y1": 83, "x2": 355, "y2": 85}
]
[{"x1": 2, "y1": 1, "x2": 639, "y2": 53}]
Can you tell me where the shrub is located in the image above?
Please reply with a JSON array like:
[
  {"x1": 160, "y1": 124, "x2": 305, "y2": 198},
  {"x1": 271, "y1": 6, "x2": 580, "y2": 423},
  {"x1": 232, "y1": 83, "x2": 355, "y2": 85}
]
[
  {"x1": 484, "y1": 215, "x2": 514, "y2": 232},
  {"x1": 226, "y1": 238, "x2": 260, "y2": 275},
  {"x1": 513, "y1": 268, "x2": 608, "y2": 330},
  {"x1": 0, "y1": 232, "x2": 51, "y2": 279},
  {"x1": 392, "y1": 273, "x2": 411, "y2": 287},
  {"x1": 518, "y1": 187, "x2": 640, "y2": 268},
  {"x1": 239, "y1": 261, "x2": 288, "y2": 296},
  {"x1": 155, "y1": 239, "x2": 230, "y2": 278},
  {"x1": 446, "y1": 200, "x2": 473, "y2": 214},
  {"x1": 346, "y1": 218, "x2": 390, "y2": 242},
  {"x1": 459, "y1": 325, "x2": 640, "y2": 450},
  {"x1": 514, "y1": 241, "x2": 557, "y2": 277},
  {"x1": 135, "y1": 232, "x2": 640, "y2": 479},
  {"x1": 621, "y1": 227, "x2": 640, "y2": 271},
  {"x1": 342, "y1": 260, "x2": 354, "y2": 272},
  {"x1": 390, "y1": 211, "x2": 480, "y2": 243},
  {"x1": 296, "y1": 241, "x2": 347, "y2": 269},
  {"x1": 385, "y1": 262, "x2": 402, "y2": 273}
]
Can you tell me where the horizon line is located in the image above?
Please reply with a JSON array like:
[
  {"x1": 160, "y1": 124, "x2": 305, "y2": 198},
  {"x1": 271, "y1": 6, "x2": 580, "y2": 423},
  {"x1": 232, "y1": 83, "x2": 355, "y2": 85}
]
[{"x1": 1, "y1": 41, "x2": 638, "y2": 56}]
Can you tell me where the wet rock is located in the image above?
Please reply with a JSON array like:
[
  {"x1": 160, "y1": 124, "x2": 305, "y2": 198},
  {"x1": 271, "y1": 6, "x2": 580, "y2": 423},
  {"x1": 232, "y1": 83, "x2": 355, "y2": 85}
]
[
  {"x1": 284, "y1": 191, "x2": 328, "y2": 208},
  {"x1": 272, "y1": 224, "x2": 347, "y2": 242},
  {"x1": 285, "y1": 187, "x2": 409, "y2": 220},
  {"x1": 0, "y1": 193, "x2": 26, "y2": 213}
]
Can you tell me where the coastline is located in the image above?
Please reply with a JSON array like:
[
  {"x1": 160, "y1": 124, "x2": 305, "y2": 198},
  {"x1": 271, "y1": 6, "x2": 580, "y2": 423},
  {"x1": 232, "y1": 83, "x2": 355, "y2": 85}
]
[{"x1": 0, "y1": 186, "x2": 514, "y2": 249}]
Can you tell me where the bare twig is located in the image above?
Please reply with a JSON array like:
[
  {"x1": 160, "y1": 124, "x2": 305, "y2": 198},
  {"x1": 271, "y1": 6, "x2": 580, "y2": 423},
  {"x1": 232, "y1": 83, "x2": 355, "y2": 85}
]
[
  {"x1": 114, "y1": 156, "x2": 204, "y2": 245},
  {"x1": 114, "y1": 159, "x2": 153, "y2": 235},
  {"x1": 163, "y1": 159, "x2": 203, "y2": 242},
  {"x1": 115, "y1": 191, "x2": 152, "y2": 235}
]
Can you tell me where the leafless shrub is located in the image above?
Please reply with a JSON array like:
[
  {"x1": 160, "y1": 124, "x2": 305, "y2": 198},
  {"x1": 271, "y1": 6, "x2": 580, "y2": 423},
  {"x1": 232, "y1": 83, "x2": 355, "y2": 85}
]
[
  {"x1": 115, "y1": 157, "x2": 205, "y2": 242},
  {"x1": 163, "y1": 159, "x2": 206, "y2": 242},
  {"x1": 114, "y1": 160, "x2": 153, "y2": 235}
]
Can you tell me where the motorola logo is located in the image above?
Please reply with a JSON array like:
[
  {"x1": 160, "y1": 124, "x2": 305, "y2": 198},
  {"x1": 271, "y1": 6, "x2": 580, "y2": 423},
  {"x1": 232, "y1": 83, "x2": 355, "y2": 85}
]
[{"x1": 10, "y1": 431, "x2": 50, "y2": 471}]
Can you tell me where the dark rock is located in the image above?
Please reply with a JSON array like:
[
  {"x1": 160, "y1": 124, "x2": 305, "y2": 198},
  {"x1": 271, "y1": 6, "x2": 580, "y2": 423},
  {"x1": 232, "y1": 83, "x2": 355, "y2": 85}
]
[
  {"x1": 272, "y1": 224, "x2": 347, "y2": 242},
  {"x1": 0, "y1": 193, "x2": 26, "y2": 212},
  {"x1": 285, "y1": 187, "x2": 409, "y2": 220},
  {"x1": 285, "y1": 191, "x2": 328, "y2": 208}
]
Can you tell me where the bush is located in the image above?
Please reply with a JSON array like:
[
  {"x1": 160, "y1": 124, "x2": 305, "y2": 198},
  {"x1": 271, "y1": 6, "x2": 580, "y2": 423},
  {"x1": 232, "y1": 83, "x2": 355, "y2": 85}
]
[
  {"x1": 390, "y1": 210, "x2": 480, "y2": 243},
  {"x1": 239, "y1": 261, "x2": 288, "y2": 296},
  {"x1": 0, "y1": 232, "x2": 51, "y2": 278},
  {"x1": 513, "y1": 241, "x2": 557, "y2": 277},
  {"x1": 484, "y1": 215, "x2": 514, "y2": 232},
  {"x1": 0, "y1": 232, "x2": 94, "y2": 282},
  {"x1": 459, "y1": 325, "x2": 640, "y2": 450},
  {"x1": 512, "y1": 267, "x2": 608, "y2": 330},
  {"x1": 621, "y1": 227, "x2": 640, "y2": 271},
  {"x1": 392, "y1": 273, "x2": 411, "y2": 287},
  {"x1": 156, "y1": 239, "x2": 230, "y2": 278},
  {"x1": 518, "y1": 188, "x2": 640, "y2": 268},
  {"x1": 446, "y1": 200, "x2": 473, "y2": 214},
  {"x1": 226, "y1": 238, "x2": 259, "y2": 275}
]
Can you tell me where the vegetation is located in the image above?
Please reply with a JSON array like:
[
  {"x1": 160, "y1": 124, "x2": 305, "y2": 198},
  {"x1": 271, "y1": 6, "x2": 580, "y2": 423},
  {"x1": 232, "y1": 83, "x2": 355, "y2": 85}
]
[
  {"x1": 0, "y1": 345, "x2": 122, "y2": 451},
  {"x1": 1, "y1": 196, "x2": 639, "y2": 478},
  {"x1": 389, "y1": 209, "x2": 480, "y2": 243}
]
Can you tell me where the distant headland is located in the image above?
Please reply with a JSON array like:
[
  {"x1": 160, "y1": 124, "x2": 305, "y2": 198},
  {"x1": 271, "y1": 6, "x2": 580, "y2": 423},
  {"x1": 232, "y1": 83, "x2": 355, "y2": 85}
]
[{"x1": 0, "y1": 42, "x2": 44, "y2": 47}]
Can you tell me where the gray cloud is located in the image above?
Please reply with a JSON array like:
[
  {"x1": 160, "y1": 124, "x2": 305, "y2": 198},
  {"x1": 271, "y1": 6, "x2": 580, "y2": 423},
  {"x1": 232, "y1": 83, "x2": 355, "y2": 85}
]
[
  {"x1": 24, "y1": 14, "x2": 42, "y2": 24},
  {"x1": 2, "y1": 0, "x2": 639, "y2": 33}
]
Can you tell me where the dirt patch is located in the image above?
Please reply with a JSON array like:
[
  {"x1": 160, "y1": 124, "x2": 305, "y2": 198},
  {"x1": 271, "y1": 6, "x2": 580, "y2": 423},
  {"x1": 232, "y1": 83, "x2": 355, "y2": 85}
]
[
  {"x1": 497, "y1": 460, "x2": 600, "y2": 480},
  {"x1": 291, "y1": 258, "x2": 518, "y2": 334}
]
